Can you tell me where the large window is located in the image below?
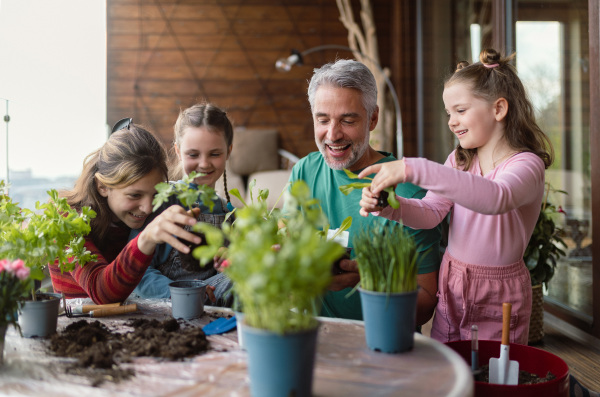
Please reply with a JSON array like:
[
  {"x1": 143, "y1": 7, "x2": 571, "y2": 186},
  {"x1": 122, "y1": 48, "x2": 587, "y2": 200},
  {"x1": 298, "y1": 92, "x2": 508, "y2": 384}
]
[
  {"x1": 516, "y1": 0, "x2": 593, "y2": 327},
  {"x1": 416, "y1": 0, "x2": 596, "y2": 336},
  {"x1": 0, "y1": 0, "x2": 107, "y2": 209}
]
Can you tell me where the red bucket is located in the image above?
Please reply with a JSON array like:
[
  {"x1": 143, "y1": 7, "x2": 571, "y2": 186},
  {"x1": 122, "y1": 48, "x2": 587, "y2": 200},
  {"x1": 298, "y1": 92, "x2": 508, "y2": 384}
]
[{"x1": 445, "y1": 340, "x2": 569, "y2": 397}]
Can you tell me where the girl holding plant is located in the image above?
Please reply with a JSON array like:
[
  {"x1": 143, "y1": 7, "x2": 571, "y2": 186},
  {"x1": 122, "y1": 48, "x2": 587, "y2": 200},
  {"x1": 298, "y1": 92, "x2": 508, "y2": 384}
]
[
  {"x1": 49, "y1": 123, "x2": 203, "y2": 304},
  {"x1": 132, "y1": 103, "x2": 235, "y2": 306},
  {"x1": 359, "y1": 49, "x2": 554, "y2": 345}
]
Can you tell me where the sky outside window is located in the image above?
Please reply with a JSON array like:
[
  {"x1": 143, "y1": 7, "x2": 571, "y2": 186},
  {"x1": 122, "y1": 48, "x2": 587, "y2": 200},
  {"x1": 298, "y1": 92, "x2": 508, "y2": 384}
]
[{"x1": 0, "y1": 0, "x2": 107, "y2": 181}]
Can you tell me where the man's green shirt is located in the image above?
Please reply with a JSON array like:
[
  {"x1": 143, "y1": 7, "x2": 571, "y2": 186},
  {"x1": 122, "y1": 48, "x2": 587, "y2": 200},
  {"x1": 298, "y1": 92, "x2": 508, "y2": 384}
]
[{"x1": 288, "y1": 151, "x2": 441, "y2": 320}]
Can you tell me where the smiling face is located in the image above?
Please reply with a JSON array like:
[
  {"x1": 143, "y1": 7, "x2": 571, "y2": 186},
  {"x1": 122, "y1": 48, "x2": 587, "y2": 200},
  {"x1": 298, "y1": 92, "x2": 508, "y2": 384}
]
[
  {"x1": 175, "y1": 126, "x2": 231, "y2": 188},
  {"x1": 97, "y1": 167, "x2": 165, "y2": 230},
  {"x1": 313, "y1": 85, "x2": 378, "y2": 171},
  {"x1": 443, "y1": 82, "x2": 505, "y2": 151}
]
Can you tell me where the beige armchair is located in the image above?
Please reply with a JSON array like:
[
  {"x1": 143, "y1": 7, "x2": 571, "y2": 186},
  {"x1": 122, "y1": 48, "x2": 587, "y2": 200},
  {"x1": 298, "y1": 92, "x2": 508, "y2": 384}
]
[{"x1": 215, "y1": 128, "x2": 299, "y2": 209}]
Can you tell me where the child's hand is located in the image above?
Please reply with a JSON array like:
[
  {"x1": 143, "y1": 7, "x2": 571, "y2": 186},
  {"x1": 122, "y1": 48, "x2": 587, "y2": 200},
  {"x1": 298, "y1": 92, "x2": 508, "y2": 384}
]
[
  {"x1": 358, "y1": 159, "x2": 406, "y2": 195},
  {"x1": 138, "y1": 205, "x2": 201, "y2": 255},
  {"x1": 359, "y1": 187, "x2": 387, "y2": 217}
]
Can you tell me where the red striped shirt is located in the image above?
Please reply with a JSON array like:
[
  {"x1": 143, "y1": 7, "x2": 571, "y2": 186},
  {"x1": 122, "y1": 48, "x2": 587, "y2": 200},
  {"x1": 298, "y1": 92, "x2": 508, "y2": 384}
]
[{"x1": 49, "y1": 223, "x2": 153, "y2": 304}]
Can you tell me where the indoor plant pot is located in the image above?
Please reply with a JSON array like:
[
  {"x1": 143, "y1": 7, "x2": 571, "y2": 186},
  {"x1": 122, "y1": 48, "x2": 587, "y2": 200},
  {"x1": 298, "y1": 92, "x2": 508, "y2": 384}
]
[
  {"x1": 168, "y1": 280, "x2": 207, "y2": 320},
  {"x1": 446, "y1": 339, "x2": 569, "y2": 397},
  {"x1": 359, "y1": 288, "x2": 418, "y2": 353},
  {"x1": 353, "y1": 222, "x2": 420, "y2": 353},
  {"x1": 18, "y1": 292, "x2": 62, "y2": 338},
  {"x1": 1, "y1": 181, "x2": 96, "y2": 338},
  {"x1": 242, "y1": 321, "x2": 320, "y2": 397},
  {"x1": 524, "y1": 184, "x2": 567, "y2": 344},
  {"x1": 193, "y1": 180, "x2": 345, "y2": 397}
]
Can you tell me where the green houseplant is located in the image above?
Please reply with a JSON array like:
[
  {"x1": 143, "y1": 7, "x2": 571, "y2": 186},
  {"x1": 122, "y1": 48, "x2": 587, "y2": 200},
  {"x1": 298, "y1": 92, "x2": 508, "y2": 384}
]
[
  {"x1": 352, "y1": 222, "x2": 420, "y2": 353},
  {"x1": 0, "y1": 180, "x2": 96, "y2": 337},
  {"x1": 193, "y1": 180, "x2": 345, "y2": 397},
  {"x1": 524, "y1": 183, "x2": 567, "y2": 344}
]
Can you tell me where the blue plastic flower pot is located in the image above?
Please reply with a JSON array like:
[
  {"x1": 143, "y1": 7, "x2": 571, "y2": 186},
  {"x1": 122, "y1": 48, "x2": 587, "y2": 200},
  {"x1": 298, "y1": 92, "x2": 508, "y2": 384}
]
[
  {"x1": 169, "y1": 280, "x2": 207, "y2": 320},
  {"x1": 17, "y1": 292, "x2": 61, "y2": 338},
  {"x1": 242, "y1": 322, "x2": 319, "y2": 397},
  {"x1": 359, "y1": 288, "x2": 418, "y2": 353}
]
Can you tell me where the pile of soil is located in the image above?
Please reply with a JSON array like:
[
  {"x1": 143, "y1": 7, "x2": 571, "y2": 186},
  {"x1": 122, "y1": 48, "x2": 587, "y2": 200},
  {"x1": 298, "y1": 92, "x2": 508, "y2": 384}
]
[
  {"x1": 476, "y1": 364, "x2": 557, "y2": 385},
  {"x1": 48, "y1": 318, "x2": 210, "y2": 386}
]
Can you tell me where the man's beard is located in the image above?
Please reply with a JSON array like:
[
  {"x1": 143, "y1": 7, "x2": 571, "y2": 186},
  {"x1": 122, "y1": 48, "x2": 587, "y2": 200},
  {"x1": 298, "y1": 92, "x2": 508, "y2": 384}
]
[{"x1": 317, "y1": 133, "x2": 370, "y2": 170}]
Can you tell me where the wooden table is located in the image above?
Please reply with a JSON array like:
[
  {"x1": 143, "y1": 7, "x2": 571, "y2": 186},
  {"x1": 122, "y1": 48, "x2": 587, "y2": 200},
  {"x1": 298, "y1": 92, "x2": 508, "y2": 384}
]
[{"x1": 0, "y1": 298, "x2": 473, "y2": 396}]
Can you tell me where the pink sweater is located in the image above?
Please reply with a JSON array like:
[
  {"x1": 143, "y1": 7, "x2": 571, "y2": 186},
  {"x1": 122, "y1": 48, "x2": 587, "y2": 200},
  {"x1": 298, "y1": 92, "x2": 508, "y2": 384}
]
[{"x1": 379, "y1": 151, "x2": 545, "y2": 266}]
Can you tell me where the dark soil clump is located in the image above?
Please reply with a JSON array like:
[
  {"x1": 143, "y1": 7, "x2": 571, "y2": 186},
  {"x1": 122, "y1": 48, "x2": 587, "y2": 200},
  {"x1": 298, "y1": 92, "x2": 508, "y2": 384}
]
[
  {"x1": 477, "y1": 364, "x2": 557, "y2": 384},
  {"x1": 49, "y1": 318, "x2": 210, "y2": 386}
]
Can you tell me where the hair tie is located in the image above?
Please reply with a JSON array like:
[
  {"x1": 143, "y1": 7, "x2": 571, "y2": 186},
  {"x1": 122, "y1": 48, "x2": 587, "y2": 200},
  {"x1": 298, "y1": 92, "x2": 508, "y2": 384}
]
[{"x1": 484, "y1": 63, "x2": 499, "y2": 69}]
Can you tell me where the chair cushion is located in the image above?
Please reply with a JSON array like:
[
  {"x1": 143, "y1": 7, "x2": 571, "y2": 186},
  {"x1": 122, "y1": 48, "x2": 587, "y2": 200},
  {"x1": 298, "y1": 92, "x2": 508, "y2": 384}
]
[{"x1": 229, "y1": 128, "x2": 279, "y2": 176}]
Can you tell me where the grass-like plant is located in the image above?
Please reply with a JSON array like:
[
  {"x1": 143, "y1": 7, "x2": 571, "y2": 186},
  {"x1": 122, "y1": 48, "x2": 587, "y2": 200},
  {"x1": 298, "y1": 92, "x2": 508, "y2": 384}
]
[
  {"x1": 193, "y1": 180, "x2": 346, "y2": 334},
  {"x1": 0, "y1": 180, "x2": 96, "y2": 300},
  {"x1": 352, "y1": 222, "x2": 419, "y2": 293}
]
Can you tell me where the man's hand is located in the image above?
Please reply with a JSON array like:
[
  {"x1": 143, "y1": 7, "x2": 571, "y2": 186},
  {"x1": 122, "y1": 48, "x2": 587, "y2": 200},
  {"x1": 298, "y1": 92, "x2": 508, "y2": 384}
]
[{"x1": 328, "y1": 259, "x2": 360, "y2": 291}]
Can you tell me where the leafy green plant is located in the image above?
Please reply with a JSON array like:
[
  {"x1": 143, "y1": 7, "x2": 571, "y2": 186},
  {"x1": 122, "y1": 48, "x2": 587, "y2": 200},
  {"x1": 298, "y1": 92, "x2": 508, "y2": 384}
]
[
  {"x1": 152, "y1": 171, "x2": 218, "y2": 212},
  {"x1": 0, "y1": 180, "x2": 96, "y2": 300},
  {"x1": 338, "y1": 168, "x2": 400, "y2": 209},
  {"x1": 352, "y1": 222, "x2": 419, "y2": 293},
  {"x1": 524, "y1": 183, "x2": 567, "y2": 288},
  {"x1": 193, "y1": 180, "x2": 346, "y2": 334}
]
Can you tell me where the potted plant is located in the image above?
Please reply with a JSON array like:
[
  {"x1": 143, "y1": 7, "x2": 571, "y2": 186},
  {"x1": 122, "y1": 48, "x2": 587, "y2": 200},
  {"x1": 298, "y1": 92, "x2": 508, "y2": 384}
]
[
  {"x1": 352, "y1": 222, "x2": 420, "y2": 353},
  {"x1": 0, "y1": 259, "x2": 30, "y2": 364},
  {"x1": 0, "y1": 180, "x2": 96, "y2": 337},
  {"x1": 193, "y1": 180, "x2": 345, "y2": 397},
  {"x1": 524, "y1": 183, "x2": 567, "y2": 344}
]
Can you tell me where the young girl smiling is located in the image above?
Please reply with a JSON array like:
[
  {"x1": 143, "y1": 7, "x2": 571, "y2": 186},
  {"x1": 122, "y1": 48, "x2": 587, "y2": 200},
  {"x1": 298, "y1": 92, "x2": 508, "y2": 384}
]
[
  {"x1": 133, "y1": 103, "x2": 235, "y2": 306},
  {"x1": 50, "y1": 123, "x2": 201, "y2": 304},
  {"x1": 359, "y1": 49, "x2": 554, "y2": 345}
]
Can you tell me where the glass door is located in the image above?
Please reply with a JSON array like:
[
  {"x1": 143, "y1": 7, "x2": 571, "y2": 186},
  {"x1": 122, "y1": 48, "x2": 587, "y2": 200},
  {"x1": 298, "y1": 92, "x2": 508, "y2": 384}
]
[{"x1": 515, "y1": 0, "x2": 594, "y2": 328}]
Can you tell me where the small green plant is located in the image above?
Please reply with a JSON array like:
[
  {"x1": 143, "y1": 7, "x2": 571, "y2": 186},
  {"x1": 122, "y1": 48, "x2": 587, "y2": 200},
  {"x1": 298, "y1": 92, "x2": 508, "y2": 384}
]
[
  {"x1": 152, "y1": 171, "x2": 218, "y2": 212},
  {"x1": 352, "y1": 222, "x2": 419, "y2": 293},
  {"x1": 524, "y1": 183, "x2": 567, "y2": 288},
  {"x1": 0, "y1": 180, "x2": 96, "y2": 300},
  {"x1": 338, "y1": 168, "x2": 400, "y2": 209},
  {"x1": 193, "y1": 180, "x2": 346, "y2": 334}
]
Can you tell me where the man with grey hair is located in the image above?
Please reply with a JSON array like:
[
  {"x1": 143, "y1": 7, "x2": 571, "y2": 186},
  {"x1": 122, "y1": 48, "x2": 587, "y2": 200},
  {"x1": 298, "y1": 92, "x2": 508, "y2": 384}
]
[{"x1": 288, "y1": 59, "x2": 441, "y2": 324}]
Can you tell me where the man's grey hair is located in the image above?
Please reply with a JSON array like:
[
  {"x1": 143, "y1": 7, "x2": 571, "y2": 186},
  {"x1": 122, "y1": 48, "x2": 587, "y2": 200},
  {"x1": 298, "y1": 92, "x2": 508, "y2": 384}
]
[{"x1": 307, "y1": 59, "x2": 378, "y2": 120}]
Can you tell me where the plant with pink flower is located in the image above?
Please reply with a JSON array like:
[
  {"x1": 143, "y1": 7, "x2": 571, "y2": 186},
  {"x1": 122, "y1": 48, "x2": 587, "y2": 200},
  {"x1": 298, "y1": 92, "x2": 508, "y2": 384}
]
[
  {"x1": 0, "y1": 180, "x2": 96, "y2": 301},
  {"x1": 0, "y1": 259, "x2": 32, "y2": 329}
]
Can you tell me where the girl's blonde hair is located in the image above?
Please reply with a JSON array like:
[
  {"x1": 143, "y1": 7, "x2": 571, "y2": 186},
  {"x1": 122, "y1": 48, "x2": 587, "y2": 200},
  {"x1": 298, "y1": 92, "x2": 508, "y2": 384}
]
[
  {"x1": 445, "y1": 48, "x2": 554, "y2": 171},
  {"x1": 173, "y1": 103, "x2": 234, "y2": 203},
  {"x1": 61, "y1": 124, "x2": 168, "y2": 248}
]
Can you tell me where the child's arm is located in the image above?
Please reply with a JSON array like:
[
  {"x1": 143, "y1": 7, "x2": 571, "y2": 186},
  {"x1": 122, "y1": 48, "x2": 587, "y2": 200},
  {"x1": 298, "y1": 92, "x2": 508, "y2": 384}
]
[
  {"x1": 358, "y1": 159, "x2": 407, "y2": 195},
  {"x1": 66, "y1": 234, "x2": 154, "y2": 304},
  {"x1": 401, "y1": 153, "x2": 545, "y2": 214}
]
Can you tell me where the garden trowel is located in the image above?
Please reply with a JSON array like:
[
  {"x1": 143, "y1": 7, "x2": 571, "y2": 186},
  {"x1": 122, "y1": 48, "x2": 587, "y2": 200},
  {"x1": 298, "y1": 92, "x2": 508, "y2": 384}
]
[{"x1": 489, "y1": 302, "x2": 519, "y2": 385}]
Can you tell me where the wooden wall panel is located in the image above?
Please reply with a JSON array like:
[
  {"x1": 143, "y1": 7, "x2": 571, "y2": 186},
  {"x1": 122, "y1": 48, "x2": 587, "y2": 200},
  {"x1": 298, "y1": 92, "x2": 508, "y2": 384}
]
[{"x1": 107, "y1": 0, "x2": 396, "y2": 159}]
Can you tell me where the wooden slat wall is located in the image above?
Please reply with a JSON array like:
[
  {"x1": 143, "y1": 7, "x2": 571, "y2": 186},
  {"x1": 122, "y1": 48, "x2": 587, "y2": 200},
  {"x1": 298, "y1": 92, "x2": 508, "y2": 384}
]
[{"x1": 107, "y1": 0, "x2": 395, "y2": 159}]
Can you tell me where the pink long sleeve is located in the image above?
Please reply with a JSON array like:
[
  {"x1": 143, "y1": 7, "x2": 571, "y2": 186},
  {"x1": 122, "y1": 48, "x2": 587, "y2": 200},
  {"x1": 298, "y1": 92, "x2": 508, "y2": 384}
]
[{"x1": 379, "y1": 151, "x2": 545, "y2": 265}]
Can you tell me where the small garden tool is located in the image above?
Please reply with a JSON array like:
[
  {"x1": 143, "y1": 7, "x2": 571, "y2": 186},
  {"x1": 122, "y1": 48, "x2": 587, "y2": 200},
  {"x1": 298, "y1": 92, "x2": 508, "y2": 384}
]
[{"x1": 489, "y1": 302, "x2": 520, "y2": 385}]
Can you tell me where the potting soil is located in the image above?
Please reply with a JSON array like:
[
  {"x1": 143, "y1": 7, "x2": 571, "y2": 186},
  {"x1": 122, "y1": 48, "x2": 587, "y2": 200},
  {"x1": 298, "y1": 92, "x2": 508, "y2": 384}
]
[
  {"x1": 477, "y1": 363, "x2": 557, "y2": 384},
  {"x1": 48, "y1": 318, "x2": 210, "y2": 386}
]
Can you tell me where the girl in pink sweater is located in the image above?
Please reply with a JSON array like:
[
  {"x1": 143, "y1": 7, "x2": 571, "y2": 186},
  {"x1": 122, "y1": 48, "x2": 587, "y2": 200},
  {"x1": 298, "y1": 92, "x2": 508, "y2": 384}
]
[{"x1": 359, "y1": 49, "x2": 554, "y2": 345}]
